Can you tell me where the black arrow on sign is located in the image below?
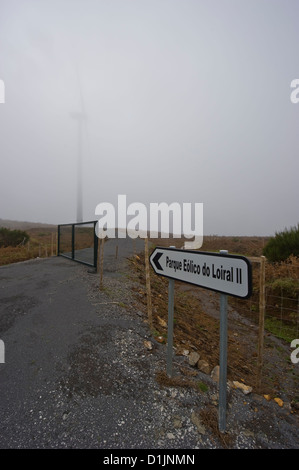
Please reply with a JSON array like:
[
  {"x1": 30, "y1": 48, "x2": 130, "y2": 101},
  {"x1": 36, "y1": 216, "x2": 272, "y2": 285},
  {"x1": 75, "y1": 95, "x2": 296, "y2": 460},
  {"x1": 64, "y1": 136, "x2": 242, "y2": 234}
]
[{"x1": 152, "y1": 252, "x2": 163, "y2": 271}]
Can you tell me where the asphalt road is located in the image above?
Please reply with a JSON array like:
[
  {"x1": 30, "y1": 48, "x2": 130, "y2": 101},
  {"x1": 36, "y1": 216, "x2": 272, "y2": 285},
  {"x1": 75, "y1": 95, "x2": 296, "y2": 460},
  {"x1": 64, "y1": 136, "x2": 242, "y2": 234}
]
[
  {"x1": 0, "y1": 238, "x2": 159, "y2": 450},
  {"x1": 0, "y1": 238, "x2": 298, "y2": 450}
]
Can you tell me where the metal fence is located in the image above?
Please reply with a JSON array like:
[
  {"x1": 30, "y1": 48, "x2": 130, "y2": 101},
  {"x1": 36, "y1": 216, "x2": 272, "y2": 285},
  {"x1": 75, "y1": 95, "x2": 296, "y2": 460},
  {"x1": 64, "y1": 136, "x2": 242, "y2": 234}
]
[{"x1": 57, "y1": 220, "x2": 98, "y2": 269}]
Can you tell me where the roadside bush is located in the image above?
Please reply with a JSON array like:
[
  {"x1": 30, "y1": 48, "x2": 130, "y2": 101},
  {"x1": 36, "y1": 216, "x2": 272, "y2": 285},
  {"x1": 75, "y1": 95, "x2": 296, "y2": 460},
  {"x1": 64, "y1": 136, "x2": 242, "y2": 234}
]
[
  {"x1": 268, "y1": 278, "x2": 299, "y2": 299},
  {"x1": 263, "y1": 224, "x2": 299, "y2": 262},
  {"x1": 0, "y1": 227, "x2": 30, "y2": 247}
]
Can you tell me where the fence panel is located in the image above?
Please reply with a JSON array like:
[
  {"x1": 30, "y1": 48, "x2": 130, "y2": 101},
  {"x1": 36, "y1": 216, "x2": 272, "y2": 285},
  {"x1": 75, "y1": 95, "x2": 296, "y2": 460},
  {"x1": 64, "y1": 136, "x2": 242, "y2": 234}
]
[
  {"x1": 58, "y1": 224, "x2": 72, "y2": 257},
  {"x1": 58, "y1": 221, "x2": 98, "y2": 269}
]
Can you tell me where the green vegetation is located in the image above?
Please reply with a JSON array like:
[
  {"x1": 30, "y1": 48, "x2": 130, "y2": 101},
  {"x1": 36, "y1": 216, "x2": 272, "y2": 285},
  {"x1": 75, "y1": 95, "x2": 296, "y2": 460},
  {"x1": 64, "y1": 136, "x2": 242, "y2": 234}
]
[
  {"x1": 268, "y1": 278, "x2": 299, "y2": 299},
  {"x1": 263, "y1": 224, "x2": 299, "y2": 262},
  {"x1": 0, "y1": 227, "x2": 29, "y2": 247},
  {"x1": 265, "y1": 316, "x2": 297, "y2": 344},
  {"x1": 197, "y1": 381, "x2": 209, "y2": 393}
]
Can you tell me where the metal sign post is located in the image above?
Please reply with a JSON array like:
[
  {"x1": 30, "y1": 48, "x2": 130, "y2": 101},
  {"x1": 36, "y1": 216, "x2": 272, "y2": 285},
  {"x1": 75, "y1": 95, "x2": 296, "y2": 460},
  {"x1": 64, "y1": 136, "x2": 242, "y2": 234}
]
[
  {"x1": 219, "y1": 291, "x2": 228, "y2": 432},
  {"x1": 219, "y1": 250, "x2": 228, "y2": 433},
  {"x1": 149, "y1": 246, "x2": 252, "y2": 433},
  {"x1": 167, "y1": 278, "x2": 175, "y2": 378},
  {"x1": 166, "y1": 246, "x2": 175, "y2": 378}
]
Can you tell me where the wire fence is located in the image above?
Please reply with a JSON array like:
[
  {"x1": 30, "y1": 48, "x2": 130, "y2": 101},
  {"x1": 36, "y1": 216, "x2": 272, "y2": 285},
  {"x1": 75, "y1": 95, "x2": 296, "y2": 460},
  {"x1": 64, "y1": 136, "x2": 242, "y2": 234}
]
[
  {"x1": 265, "y1": 291, "x2": 299, "y2": 341},
  {"x1": 231, "y1": 256, "x2": 299, "y2": 344},
  {"x1": 141, "y1": 245, "x2": 299, "y2": 395}
]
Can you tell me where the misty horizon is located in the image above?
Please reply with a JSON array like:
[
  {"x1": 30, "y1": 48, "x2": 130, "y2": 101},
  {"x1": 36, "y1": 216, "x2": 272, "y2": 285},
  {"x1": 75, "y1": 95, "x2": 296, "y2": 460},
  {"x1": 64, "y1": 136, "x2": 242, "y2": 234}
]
[{"x1": 0, "y1": 1, "x2": 298, "y2": 237}]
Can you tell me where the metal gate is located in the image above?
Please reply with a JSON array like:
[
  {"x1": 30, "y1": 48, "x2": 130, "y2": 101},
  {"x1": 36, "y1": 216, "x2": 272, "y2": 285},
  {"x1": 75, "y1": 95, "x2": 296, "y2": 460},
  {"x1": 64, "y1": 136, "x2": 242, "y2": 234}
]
[{"x1": 57, "y1": 220, "x2": 98, "y2": 269}]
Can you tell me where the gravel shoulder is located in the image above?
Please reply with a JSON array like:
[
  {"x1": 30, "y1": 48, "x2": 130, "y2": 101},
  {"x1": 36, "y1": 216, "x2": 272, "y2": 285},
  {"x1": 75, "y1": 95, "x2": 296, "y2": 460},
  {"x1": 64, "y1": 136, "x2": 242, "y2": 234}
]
[{"x1": 0, "y1": 244, "x2": 298, "y2": 449}]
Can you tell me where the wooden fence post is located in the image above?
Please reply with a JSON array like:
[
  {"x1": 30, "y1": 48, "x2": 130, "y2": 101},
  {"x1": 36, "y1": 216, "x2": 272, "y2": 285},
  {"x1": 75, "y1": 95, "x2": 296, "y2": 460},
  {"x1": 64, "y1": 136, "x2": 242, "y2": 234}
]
[
  {"x1": 257, "y1": 255, "x2": 266, "y2": 391},
  {"x1": 96, "y1": 236, "x2": 100, "y2": 273},
  {"x1": 144, "y1": 237, "x2": 153, "y2": 329},
  {"x1": 99, "y1": 238, "x2": 105, "y2": 289}
]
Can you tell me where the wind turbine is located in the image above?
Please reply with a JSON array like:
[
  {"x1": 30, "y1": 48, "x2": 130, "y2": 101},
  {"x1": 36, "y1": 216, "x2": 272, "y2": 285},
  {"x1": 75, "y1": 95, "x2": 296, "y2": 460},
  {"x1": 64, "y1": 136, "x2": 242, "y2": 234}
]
[
  {"x1": 70, "y1": 68, "x2": 87, "y2": 224},
  {"x1": 70, "y1": 110, "x2": 86, "y2": 223}
]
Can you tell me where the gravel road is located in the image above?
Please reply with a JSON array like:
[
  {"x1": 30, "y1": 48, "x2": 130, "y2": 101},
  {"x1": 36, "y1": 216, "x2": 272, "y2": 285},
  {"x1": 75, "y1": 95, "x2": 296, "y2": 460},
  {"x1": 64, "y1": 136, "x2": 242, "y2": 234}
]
[{"x1": 0, "y1": 238, "x2": 298, "y2": 449}]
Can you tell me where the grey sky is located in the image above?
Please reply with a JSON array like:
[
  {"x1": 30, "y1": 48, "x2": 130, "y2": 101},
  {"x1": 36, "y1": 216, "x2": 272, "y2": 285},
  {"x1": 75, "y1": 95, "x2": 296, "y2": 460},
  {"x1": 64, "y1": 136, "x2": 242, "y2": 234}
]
[{"x1": 0, "y1": 0, "x2": 298, "y2": 236}]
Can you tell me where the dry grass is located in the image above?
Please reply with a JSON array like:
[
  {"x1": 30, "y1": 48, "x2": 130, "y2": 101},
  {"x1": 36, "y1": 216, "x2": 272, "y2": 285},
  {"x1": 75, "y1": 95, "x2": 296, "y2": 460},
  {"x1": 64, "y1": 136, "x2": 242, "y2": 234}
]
[
  {"x1": 156, "y1": 369, "x2": 196, "y2": 389},
  {"x1": 265, "y1": 254, "x2": 299, "y2": 281},
  {"x1": 129, "y1": 236, "x2": 299, "y2": 406},
  {"x1": 0, "y1": 224, "x2": 96, "y2": 266},
  {"x1": 199, "y1": 405, "x2": 233, "y2": 448},
  {"x1": 129, "y1": 252, "x2": 257, "y2": 388},
  {"x1": 0, "y1": 226, "x2": 57, "y2": 266},
  {"x1": 149, "y1": 234, "x2": 269, "y2": 257}
]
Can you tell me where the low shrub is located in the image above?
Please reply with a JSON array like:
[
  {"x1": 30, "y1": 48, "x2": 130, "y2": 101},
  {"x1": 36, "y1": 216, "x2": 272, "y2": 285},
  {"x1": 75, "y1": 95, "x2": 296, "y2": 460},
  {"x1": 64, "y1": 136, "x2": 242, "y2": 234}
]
[
  {"x1": 0, "y1": 227, "x2": 30, "y2": 247},
  {"x1": 263, "y1": 224, "x2": 299, "y2": 262}
]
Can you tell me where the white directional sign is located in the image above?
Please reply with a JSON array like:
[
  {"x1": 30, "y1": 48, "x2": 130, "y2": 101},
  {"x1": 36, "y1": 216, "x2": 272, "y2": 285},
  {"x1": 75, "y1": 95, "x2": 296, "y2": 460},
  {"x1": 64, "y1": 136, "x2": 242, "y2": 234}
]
[{"x1": 150, "y1": 247, "x2": 252, "y2": 299}]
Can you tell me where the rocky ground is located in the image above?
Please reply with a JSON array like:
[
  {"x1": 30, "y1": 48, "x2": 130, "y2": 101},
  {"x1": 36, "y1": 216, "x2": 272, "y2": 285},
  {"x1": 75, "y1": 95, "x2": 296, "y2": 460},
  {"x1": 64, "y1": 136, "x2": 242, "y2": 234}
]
[
  {"x1": 0, "y1": 241, "x2": 298, "y2": 449},
  {"x1": 83, "y1": 249, "x2": 299, "y2": 449}
]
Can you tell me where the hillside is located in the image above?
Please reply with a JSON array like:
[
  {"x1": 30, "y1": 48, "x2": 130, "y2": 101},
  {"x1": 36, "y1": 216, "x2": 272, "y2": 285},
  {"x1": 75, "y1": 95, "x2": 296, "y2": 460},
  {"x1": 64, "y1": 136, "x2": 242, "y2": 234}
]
[{"x1": 0, "y1": 219, "x2": 56, "y2": 231}]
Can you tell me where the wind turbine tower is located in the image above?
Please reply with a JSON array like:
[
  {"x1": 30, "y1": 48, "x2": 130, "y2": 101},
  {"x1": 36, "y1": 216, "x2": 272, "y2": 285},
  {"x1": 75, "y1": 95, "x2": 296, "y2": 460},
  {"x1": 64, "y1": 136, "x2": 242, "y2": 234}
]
[{"x1": 70, "y1": 111, "x2": 86, "y2": 223}]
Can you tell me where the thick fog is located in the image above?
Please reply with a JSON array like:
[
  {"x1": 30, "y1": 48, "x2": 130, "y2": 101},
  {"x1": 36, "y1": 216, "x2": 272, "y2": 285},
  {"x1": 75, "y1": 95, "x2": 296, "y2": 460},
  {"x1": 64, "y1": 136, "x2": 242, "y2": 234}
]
[{"x1": 0, "y1": 0, "x2": 298, "y2": 236}]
